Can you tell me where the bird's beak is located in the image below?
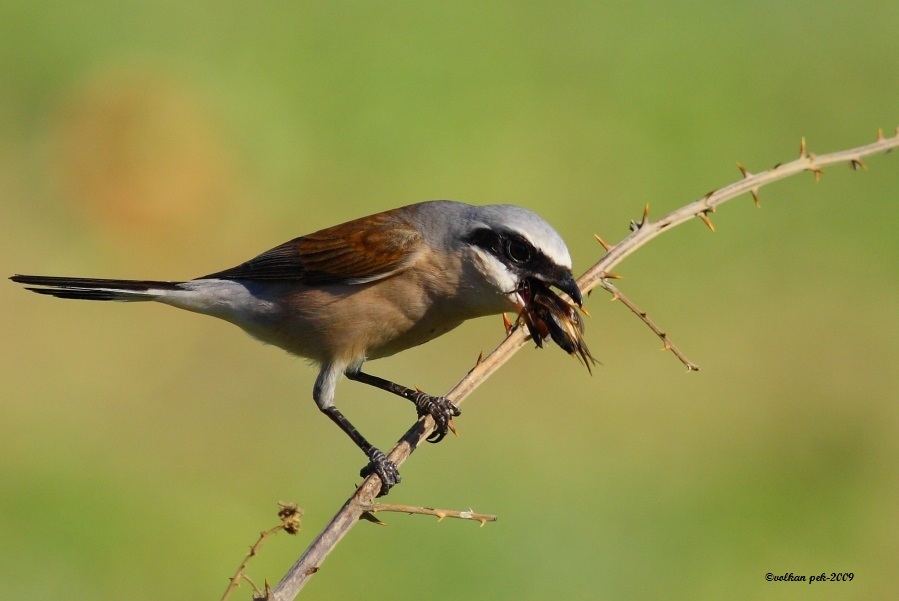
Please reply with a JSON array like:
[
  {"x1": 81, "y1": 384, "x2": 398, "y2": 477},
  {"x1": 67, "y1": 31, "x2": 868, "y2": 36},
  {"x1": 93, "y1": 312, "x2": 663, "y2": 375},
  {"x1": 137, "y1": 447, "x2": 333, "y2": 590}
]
[{"x1": 555, "y1": 272, "x2": 583, "y2": 307}]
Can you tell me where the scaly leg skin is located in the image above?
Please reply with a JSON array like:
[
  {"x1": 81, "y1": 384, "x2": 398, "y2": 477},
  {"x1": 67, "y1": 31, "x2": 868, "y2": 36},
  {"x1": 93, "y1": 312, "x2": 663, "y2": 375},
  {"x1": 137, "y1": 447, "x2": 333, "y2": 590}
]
[
  {"x1": 360, "y1": 449, "x2": 401, "y2": 497},
  {"x1": 322, "y1": 404, "x2": 401, "y2": 496},
  {"x1": 347, "y1": 370, "x2": 461, "y2": 443},
  {"x1": 408, "y1": 392, "x2": 461, "y2": 443}
]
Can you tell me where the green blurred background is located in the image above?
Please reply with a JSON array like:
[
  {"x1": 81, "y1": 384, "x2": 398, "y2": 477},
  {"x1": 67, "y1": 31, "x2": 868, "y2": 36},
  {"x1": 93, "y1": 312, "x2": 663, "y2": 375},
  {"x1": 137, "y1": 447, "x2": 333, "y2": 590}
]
[{"x1": 2, "y1": 3, "x2": 897, "y2": 600}]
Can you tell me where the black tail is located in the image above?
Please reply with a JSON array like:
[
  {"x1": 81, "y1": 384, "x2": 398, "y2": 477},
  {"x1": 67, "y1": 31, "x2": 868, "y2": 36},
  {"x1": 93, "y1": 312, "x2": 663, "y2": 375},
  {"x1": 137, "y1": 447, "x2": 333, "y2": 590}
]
[{"x1": 10, "y1": 275, "x2": 184, "y2": 301}]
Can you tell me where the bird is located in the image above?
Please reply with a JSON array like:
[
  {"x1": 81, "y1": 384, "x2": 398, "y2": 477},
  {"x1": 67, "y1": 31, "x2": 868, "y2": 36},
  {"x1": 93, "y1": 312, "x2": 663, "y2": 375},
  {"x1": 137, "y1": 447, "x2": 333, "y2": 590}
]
[{"x1": 11, "y1": 200, "x2": 582, "y2": 495}]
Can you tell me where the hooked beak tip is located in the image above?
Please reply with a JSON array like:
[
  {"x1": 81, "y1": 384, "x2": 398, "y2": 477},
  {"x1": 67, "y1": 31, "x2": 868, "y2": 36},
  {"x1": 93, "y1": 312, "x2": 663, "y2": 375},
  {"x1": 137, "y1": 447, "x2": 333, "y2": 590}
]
[{"x1": 560, "y1": 273, "x2": 583, "y2": 307}]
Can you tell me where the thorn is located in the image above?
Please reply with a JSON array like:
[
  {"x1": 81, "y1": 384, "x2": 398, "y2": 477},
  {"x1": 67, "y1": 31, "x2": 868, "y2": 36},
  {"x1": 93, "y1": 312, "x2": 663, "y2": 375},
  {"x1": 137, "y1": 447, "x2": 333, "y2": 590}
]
[
  {"x1": 435, "y1": 511, "x2": 447, "y2": 522},
  {"x1": 751, "y1": 189, "x2": 761, "y2": 207},
  {"x1": 877, "y1": 127, "x2": 885, "y2": 141},
  {"x1": 629, "y1": 205, "x2": 650, "y2": 232},
  {"x1": 698, "y1": 211, "x2": 716, "y2": 232},
  {"x1": 360, "y1": 512, "x2": 386, "y2": 526},
  {"x1": 609, "y1": 292, "x2": 620, "y2": 302},
  {"x1": 594, "y1": 233, "x2": 611, "y2": 251},
  {"x1": 477, "y1": 517, "x2": 488, "y2": 527},
  {"x1": 849, "y1": 157, "x2": 867, "y2": 171},
  {"x1": 661, "y1": 337, "x2": 672, "y2": 351},
  {"x1": 448, "y1": 419, "x2": 459, "y2": 438},
  {"x1": 799, "y1": 136, "x2": 807, "y2": 158},
  {"x1": 810, "y1": 166, "x2": 824, "y2": 182},
  {"x1": 502, "y1": 313, "x2": 513, "y2": 335},
  {"x1": 736, "y1": 162, "x2": 751, "y2": 178},
  {"x1": 579, "y1": 305, "x2": 591, "y2": 317},
  {"x1": 603, "y1": 272, "x2": 623, "y2": 280},
  {"x1": 475, "y1": 351, "x2": 484, "y2": 365},
  {"x1": 253, "y1": 580, "x2": 273, "y2": 601}
]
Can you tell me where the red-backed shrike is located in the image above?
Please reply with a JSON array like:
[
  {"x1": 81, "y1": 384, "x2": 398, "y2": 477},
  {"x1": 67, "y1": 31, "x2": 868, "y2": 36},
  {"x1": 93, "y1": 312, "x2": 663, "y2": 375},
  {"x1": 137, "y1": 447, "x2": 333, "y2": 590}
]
[{"x1": 12, "y1": 200, "x2": 582, "y2": 494}]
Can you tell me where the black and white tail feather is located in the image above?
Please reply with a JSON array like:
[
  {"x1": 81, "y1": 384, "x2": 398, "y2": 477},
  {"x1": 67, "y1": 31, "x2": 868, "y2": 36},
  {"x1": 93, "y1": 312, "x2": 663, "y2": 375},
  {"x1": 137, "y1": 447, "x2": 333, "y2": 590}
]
[{"x1": 9, "y1": 275, "x2": 184, "y2": 301}]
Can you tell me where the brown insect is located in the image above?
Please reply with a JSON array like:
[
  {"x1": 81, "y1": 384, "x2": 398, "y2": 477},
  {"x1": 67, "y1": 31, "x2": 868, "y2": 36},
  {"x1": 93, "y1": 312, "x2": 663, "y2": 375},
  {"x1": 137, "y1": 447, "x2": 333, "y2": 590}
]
[{"x1": 516, "y1": 278, "x2": 596, "y2": 373}]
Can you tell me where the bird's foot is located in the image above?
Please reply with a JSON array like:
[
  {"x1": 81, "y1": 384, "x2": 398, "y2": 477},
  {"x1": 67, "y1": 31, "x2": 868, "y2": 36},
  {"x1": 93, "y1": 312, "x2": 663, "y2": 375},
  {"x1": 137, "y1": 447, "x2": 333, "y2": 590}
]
[
  {"x1": 360, "y1": 448, "x2": 401, "y2": 497},
  {"x1": 411, "y1": 393, "x2": 461, "y2": 443}
]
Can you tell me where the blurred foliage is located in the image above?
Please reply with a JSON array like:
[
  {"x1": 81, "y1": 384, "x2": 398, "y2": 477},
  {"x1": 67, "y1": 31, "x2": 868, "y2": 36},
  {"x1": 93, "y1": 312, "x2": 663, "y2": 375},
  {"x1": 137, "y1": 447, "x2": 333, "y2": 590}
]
[{"x1": 1, "y1": 2, "x2": 897, "y2": 600}]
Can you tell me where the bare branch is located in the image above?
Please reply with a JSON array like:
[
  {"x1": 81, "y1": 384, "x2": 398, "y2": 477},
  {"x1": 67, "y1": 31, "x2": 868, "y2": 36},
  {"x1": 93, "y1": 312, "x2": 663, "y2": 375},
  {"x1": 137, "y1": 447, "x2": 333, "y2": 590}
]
[
  {"x1": 270, "y1": 130, "x2": 899, "y2": 600},
  {"x1": 578, "y1": 131, "x2": 899, "y2": 295},
  {"x1": 223, "y1": 503, "x2": 302, "y2": 601},
  {"x1": 599, "y1": 280, "x2": 700, "y2": 371},
  {"x1": 360, "y1": 503, "x2": 497, "y2": 526}
]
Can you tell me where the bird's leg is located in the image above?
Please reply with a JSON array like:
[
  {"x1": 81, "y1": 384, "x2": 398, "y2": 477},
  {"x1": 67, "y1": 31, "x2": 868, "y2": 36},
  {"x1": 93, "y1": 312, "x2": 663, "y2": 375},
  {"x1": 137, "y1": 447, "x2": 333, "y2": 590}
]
[
  {"x1": 346, "y1": 370, "x2": 461, "y2": 444},
  {"x1": 315, "y1": 364, "x2": 399, "y2": 495},
  {"x1": 321, "y1": 405, "x2": 400, "y2": 497}
]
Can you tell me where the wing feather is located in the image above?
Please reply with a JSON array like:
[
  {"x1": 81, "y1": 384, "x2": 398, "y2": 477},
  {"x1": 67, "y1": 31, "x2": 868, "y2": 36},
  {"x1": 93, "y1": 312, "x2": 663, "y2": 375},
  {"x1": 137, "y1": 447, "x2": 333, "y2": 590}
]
[{"x1": 201, "y1": 208, "x2": 422, "y2": 284}]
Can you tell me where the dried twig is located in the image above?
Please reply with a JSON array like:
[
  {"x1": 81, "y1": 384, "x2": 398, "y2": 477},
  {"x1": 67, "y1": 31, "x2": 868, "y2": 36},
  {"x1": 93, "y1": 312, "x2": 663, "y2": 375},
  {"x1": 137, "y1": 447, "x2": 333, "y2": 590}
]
[
  {"x1": 270, "y1": 130, "x2": 899, "y2": 600},
  {"x1": 222, "y1": 503, "x2": 302, "y2": 601},
  {"x1": 359, "y1": 503, "x2": 497, "y2": 526},
  {"x1": 598, "y1": 279, "x2": 700, "y2": 371},
  {"x1": 578, "y1": 130, "x2": 899, "y2": 295}
]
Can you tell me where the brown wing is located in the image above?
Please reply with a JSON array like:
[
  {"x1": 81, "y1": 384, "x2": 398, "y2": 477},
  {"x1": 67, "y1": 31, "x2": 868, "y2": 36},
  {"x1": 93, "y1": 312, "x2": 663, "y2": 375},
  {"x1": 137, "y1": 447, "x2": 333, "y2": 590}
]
[{"x1": 201, "y1": 209, "x2": 423, "y2": 284}]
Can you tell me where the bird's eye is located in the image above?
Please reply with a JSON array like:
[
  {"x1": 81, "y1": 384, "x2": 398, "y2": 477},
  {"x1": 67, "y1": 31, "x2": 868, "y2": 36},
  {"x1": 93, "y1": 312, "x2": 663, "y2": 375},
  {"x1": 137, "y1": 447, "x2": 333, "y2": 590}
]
[{"x1": 505, "y1": 238, "x2": 532, "y2": 264}]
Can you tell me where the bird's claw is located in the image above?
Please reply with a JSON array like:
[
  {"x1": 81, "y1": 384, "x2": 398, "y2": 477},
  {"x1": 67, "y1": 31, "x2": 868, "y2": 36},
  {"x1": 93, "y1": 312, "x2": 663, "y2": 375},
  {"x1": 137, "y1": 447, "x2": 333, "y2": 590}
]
[
  {"x1": 360, "y1": 448, "x2": 401, "y2": 497},
  {"x1": 412, "y1": 393, "x2": 461, "y2": 443}
]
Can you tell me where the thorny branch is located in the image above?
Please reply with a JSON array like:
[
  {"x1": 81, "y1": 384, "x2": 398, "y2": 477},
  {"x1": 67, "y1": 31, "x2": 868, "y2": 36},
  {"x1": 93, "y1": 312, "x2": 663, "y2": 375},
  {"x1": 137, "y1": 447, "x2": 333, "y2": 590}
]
[
  {"x1": 221, "y1": 503, "x2": 302, "y2": 601},
  {"x1": 359, "y1": 503, "x2": 497, "y2": 526},
  {"x1": 598, "y1": 279, "x2": 700, "y2": 371},
  {"x1": 269, "y1": 130, "x2": 899, "y2": 600}
]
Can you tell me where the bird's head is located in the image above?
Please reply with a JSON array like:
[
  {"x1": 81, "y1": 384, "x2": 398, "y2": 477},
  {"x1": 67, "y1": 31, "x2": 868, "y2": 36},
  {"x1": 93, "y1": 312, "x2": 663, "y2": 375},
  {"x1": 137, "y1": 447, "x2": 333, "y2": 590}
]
[{"x1": 458, "y1": 204, "x2": 582, "y2": 312}]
